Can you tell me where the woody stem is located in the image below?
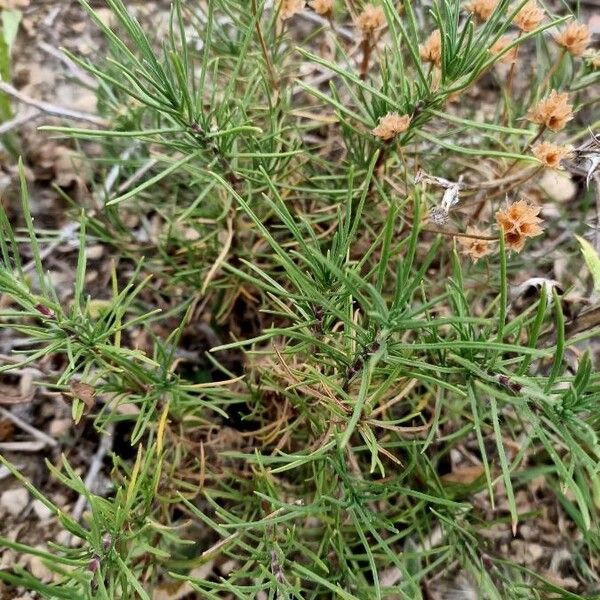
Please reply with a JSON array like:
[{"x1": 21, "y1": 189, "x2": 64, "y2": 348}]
[
  {"x1": 486, "y1": 165, "x2": 544, "y2": 202},
  {"x1": 501, "y1": 125, "x2": 546, "y2": 179},
  {"x1": 367, "y1": 145, "x2": 389, "y2": 197},
  {"x1": 360, "y1": 36, "x2": 373, "y2": 81},
  {"x1": 502, "y1": 31, "x2": 523, "y2": 125},
  {"x1": 422, "y1": 227, "x2": 498, "y2": 241},
  {"x1": 539, "y1": 48, "x2": 566, "y2": 92},
  {"x1": 470, "y1": 161, "x2": 543, "y2": 223}
]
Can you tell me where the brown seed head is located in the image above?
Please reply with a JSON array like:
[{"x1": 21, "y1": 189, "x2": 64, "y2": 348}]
[
  {"x1": 465, "y1": 0, "x2": 499, "y2": 21},
  {"x1": 513, "y1": 0, "x2": 544, "y2": 32},
  {"x1": 527, "y1": 90, "x2": 574, "y2": 132},
  {"x1": 457, "y1": 228, "x2": 494, "y2": 262},
  {"x1": 372, "y1": 112, "x2": 411, "y2": 141},
  {"x1": 309, "y1": 0, "x2": 334, "y2": 17},
  {"x1": 496, "y1": 200, "x2": 543, "y2": 252},
  {"x1": 356, "y1": 4, "x2": 386, "y2": 35},
  {"x1": 490, "y1": 35, "x2": 518, "y2": 64},
  {"x1": 531, "y1": 141, "x2": 573, "y2": 169},
  {"x1": 420, "y1": 30, "x2": 442, "y2": 66},
  {"x1": 554, "y1": 22, "x2": 590, "y2": 57},
  {"x1": 279, "y1": 0, "x2": 304, "y2": 20}
]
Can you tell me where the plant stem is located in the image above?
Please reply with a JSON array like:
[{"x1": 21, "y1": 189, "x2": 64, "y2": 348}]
[
  {"x1": 251, "y1": 0, "x2": 278, "y2": 94},
  {"x1": 470, "y1": 165, "x2": 543, "y2": 222},
  {"x1": 502, "y1": 31, "x2": 523, "y2": 125},
  {"x1": 422, "y1": 227, "x2": 498, "y2": 241},
  {"x1": 360, "y1": 36, "x2": 372, "y2": 81},
  {"x1": 501, "y1": 125, "x2": 546, "y2": 179},
  {"x1": 540, "y1": 48, "x2": 566, "y2": 92}
]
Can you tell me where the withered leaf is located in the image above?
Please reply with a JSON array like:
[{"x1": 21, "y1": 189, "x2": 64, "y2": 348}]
[
  {"x1": 69, "y1": 381, "x2": 97, "y2": 409},
  {"x1": 441, "y1": 465, "x2": 485, "y2": 485}
]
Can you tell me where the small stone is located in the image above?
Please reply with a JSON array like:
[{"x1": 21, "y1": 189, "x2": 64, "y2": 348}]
[
  {"x1": 32, "y1": 499, "x2": 53, "y2": 521},
  {"x1": 528, "y1": 543, "x2": 544, "y2": 561},
  {"x1": 49, "y1": 418, "x2": 72, "y2": 438},
  {"x1": 48, "y1": 419, "x2": 73, "y2": 439},
  {"x1": 56, "y1": 531, "x2": 71, "y2": 547},
  {"x1": 86, "y1": 245, "x2": 104, "y2": 260},
  {"x1": 94, "y1": 8, "x2": 115, "y2": 27},
  {"x1": 51, "y1": 493, "x2": 68, "y2": 508},
  {"x1": 0, "y1": 487, "x2": 29, "y2": 516},
  {"x1": 220, "y1": 559, "x2": 236, "y2": 575},
  {"x1": 539, "y1": 170, "x2": 576, "y2": 202},
  {"x1": 27, "y1": 549, "x2": 53, "y2": 582}
]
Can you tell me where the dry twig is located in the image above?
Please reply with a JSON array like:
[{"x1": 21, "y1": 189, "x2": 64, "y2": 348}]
[{"x1": 0, "y1": 81, "x2": 107, "y2": 126}]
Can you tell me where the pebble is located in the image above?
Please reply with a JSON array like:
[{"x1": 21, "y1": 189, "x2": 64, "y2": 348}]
[
  {"x1": 539, "y1": 170, "x2": 576, "y2": 202},
  {"x1": 0, "y1": 487, "x2": 29, "y2": 516},
  {"x1": 32, "y1": 499, "x2": 53, "y2": 521},
  {"x1": 49, "y1": 418, "x2": 72, "y2": 438}
]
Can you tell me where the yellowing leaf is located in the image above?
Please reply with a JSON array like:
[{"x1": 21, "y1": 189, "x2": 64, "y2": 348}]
[
  {"x1": 87, "y1": 299, "x2": 112, "y2": 319},
  {"x1": 576, "y1": 235, "x2": 600, "y2": 293},
  {"x1": 1, "y1": 9, "x2": 22, "y2": 49}
]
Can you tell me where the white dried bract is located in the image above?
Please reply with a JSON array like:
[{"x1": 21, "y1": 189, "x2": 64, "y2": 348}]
[
  {"x1": 510, "y1": 277, "x2": 561, "y2": 309},
  {"x1": 416, "y1": 170, "x2": 463, "y2": 224}
]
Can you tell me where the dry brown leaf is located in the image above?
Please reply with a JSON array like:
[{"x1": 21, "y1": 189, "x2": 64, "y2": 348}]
[
  {"x1": 441, "y1": 464, "x2": 485, "y2": 485},
  {"x1": 0, "y1": 418, "x2": 14, "y2": 441},
  {"x1": 0, "y1": 487, "x2": 29, "y2": 516},
  {"x1": 69, "y1": 381, "x2": 97, "y2": 409}
]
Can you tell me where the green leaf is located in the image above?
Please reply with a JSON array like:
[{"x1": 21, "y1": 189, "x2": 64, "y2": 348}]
[
  {"x1": 575, "y1": 235, "x2": 600, "y2": 293},
  {"x1": 1, "y1": 9, "x2": 22, "y2": 49},
  {"x1": 0, "y1": 9, "x2": 21, "y2": 124}
]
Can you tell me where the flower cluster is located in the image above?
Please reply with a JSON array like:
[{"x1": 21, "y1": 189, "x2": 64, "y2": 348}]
[
  {"x1": 309, "y1": 0, "x2": 333, "y2": 17},
  {"x1": 527, "y1": 90, "x2": 574, "y2": 132},
  {"x1": 532, "y1": 141, "x2": 573, "y2": 169},
  {"x1": 496, "y1": 200, "x2": 543, "y2": 252},
  {"x1": 407, "y1": 3, "x2": 586, "y2": 262},
  {"x1": 279, "y1": 0, "x2": 305, "y2": 20},
  {"x1": 554, "y1": 22, "x2": 590, "y2": 57},
  {"x1": 465, "y1": 0, "x2": 499, "y2": 21},
  {"x1": 420, "y1": 30, "x2": 442, "y2": 66},
  {"x1": 372, "y1": 113, "x2": 411, "y2": 141},
  {"x1": 356, "y1": 4, "x2": 385, "y2": 35},
  {"x1": 512, "y1": 0, "x2": 544, "y2": 32},
  {"x1": 457, "y1": 228, "x2": 493, "y2": 262}
]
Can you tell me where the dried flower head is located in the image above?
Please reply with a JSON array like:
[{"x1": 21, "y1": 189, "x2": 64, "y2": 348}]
[
  {"x1": 465, "y1": 0, "x2": 499, "y2": 21},
  {"x1": 584, "y1": 48, "x2": 600, "y2": 69},
  {"x1": 356, "y1": 4, "x2": 386, "y2": 35},
  {"x1": 526, "y1": 90, "x2": 574, "y2": 132},
  {"x1": 532, "y1": 141, "x2": 573, "y2": 169},
  {"x1": 457, "y1": 227, "x2": 494, "y2": 262},
  {"x1": 279, "y1": 0, "x2": 304, "y2": 20},
  {"x1": 554, "y1": 22, "x2": 590, "y2": 57},
  {"x1": 512, "y1": 0, "x2": 544, "y2": 32},
  {"x1": 490, "y1": 35, "x2": 518, "y2": 64},
  {"x1": 496, "y1": 200, "x2": 543, "y2": 252},
  {"x1": 372, "y1": 112, "x2": 411, "y2": 141},
  {"x1": 584, "y1": 50, "x2": 600, "y2": 69},
  {"x1": 420, "y1": 29, "x2": 442, "y2": 66},
  {"x1": 309, "y1": 0, "x2": 334, "y2": 17}
]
